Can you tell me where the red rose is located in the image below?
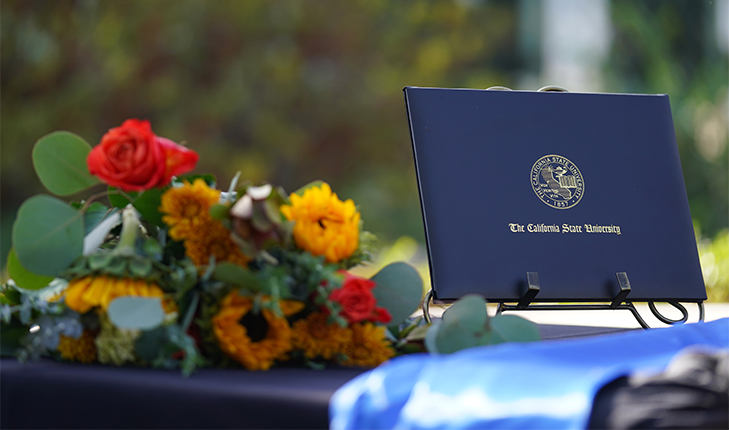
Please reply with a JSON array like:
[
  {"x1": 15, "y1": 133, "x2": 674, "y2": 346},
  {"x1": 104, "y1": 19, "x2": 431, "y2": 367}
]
[
  {"x1": 86, "y1": 119, "x2": 198, "y2": 191},
  {"x1": 329, "y1": 272, "x2": 392, "y2": 324}
]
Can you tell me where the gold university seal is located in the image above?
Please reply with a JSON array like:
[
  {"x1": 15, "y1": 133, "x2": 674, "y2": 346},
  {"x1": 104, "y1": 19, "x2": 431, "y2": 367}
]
[{"x1": 531, "y1": 155, "x2": 584, "y2": 209}]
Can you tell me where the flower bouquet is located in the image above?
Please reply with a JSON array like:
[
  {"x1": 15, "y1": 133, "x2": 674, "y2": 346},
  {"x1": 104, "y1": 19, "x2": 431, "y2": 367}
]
[{"x1": 1, "y1": 120, "x2": 426, "y2": 374}]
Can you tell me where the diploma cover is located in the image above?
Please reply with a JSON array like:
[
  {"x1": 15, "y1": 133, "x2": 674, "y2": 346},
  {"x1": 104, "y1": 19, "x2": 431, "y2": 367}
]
[{"x1": 404, "y1": 87, "x2": 705, "y2": 302}]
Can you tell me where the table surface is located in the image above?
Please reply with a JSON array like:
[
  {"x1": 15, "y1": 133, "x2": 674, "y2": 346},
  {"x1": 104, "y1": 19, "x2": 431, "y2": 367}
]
[{"x1": 1, "y1": 324, "x2": 631, "y2": 429}]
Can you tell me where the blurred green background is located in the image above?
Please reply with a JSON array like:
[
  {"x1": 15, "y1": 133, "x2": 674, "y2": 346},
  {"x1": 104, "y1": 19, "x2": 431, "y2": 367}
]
[{"x1": 2, "y1": 0, "x2": 727, "y2": 300}]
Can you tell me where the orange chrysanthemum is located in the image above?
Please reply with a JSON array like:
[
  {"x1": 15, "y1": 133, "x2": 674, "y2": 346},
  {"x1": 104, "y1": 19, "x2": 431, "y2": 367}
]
[
  {"x1": 160, "y1": 178, "x2": 221, "y2": 241},
  {"x1": 57, "y1": 330, "x2": 97, "y2": 363},
  {"x1": 340, "y1": 323, "x2": 394, "y2": 367},
  {"x1": 183, "y1": 222, "x2": 250, "y2": 267},
  {"x1": 64, "y1": 275, "x2": 166, "y2": 314},
  {"x1": 212, "y1": 291, "x2": 304, "y2": 371},
  {"x1": 292, "y1": 312, "x2": 352, "y2": 360},
  {"x1": 280, "y1": 183, "x2": 360, "y2": 263},
  {"x1": 160, "y1": 179, "x2": 250, "y2": 267}
]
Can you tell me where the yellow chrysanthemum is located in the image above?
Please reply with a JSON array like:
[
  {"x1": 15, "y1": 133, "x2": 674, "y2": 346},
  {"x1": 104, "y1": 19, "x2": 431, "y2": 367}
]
[
  {"x1": 57, "y1": 330, "x2": 97, "y2": 363},
  {"x1": 280, "y1": 183, "x2": 360, "y2": 263},
  {"x1": 183, "y1": 221, "x2": 251, "y2": 267},
  {"x1": 292, "y1": 312, "x2": 352, "y2": 360},
  {"x1": 340, "y1": 323, "x2": 394, "y2": 367},
  {"x1": 64, "y1": 276, "x2": 165, "y2": 314},
  {"x1": 160, "y1": 179, "x2": 221, "y2": 241},
  {"x1": 212, "y1": 292, "x2": 303, "y2": 371},
  {"x1": 160, "y1": 178, "x2": 250, "y2": 267}
]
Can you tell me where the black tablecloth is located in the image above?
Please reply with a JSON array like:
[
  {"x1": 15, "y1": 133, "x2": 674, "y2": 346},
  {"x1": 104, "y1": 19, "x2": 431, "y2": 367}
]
[
  {"x1": 1, "y1": 359, "x2": 367, "y2": 429},
  {"x1": 1, "y1": 325, "x2": 632, "y2": 429}
]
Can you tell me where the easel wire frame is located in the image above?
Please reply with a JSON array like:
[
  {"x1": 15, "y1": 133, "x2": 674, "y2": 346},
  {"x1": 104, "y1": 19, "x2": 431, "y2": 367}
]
[
  {"x1": 417, "y1": 85, "x2": 706, "y2": 330},
  {"x1": 421, "y1": 288, "x2": 706, "y2": 329}
]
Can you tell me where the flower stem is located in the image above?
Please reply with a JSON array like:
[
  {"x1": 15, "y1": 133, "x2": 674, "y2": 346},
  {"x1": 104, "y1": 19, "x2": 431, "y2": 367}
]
[{"x1": 114, "y1": 205, "x2": 141, "y2": 255}]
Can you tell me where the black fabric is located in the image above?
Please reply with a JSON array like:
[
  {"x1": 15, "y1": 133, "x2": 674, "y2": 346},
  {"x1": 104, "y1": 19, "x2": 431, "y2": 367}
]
[
  {"x1": 1, "y1": 359, "x2": 366, "y2": 429},
  {"x1": 0, "y1": 324, "x2": 635, "y2": 429},
  {"x1": 589, "y1": 349, "x2": 729, "y2": 429}
]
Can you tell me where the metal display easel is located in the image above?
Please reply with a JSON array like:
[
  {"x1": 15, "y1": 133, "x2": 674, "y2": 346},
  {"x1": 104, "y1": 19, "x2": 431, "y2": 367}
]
[
  {"x1": 421, "y1": 271, "x2": 705, "y2": 329},
  {"x1": 415, "y1": 85, "x2": 707, "y2": 330}
]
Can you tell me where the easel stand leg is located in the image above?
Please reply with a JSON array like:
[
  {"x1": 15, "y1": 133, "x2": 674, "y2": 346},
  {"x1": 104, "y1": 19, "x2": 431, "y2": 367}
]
[{"x1": 471, "y1": 272, "x2": 704, "y2": 329}]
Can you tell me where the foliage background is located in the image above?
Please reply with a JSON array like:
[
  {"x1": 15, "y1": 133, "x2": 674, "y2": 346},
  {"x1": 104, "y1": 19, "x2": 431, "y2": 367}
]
[{"x1": 2, "y1": 0, "x2": 727, "y2": 300}]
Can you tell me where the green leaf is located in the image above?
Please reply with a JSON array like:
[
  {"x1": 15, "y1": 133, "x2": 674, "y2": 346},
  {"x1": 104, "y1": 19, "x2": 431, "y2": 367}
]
[
  {"x1": 129, "y1": 257, "x2": 153, "y2": 278},
  {"x1": 105, "y1": 256, "x2": 127, "y2": 276},
  {"x1": 263, "y1": 198, "x2": 282, "y2": 223},
  {"x1": 108, "y1": 188, "x2": 164, "y2": 226},
  {"x1": 88, "y1": 253, "x2": 114, "y2": 270},
  {"x1": 251, "y1": 204, "x2": 272, "y2": 231},
  {"x1": 108, "y1": 296, "x2": 165, "y2": 330},
  {"x1": 32, "y1": 131, "x2": 100, "y2": 195},
  {"x1": 135, "y1": 326, "x2": 167, "y2": 362},
  {"x1": 12, "y1": 195, "x2": 85, "y2": 277},
  {"x1": 292, "y1": 180, "x2": 325, "y2": 196},
  {"x1": 370, "y1": 262, "x2": 423, "y2": 326},
  {"x1": 209, "y1": 203, "x2": 230, "y2": 221},
  {"x1": 83, "y1": 202, "x2": 111, "y2": 235},
  {"x1": 213, "y1": 262, "x2": 261, "y2": 292},
  {"x1": 433, "y1": 294, "x2": 490, "y2": 354},
  {"x1": 6, "y1": 248, "x2": 54, "y2": 290},
  {"x1": 133, "y1": 189, "x2": 165, "y2": 226},
  {"x1": 173, "y1": 174, "x2": 216, "y2": 187},
  {"x1": 424, "y1": 319, "x2": 442, "y2": 353},
  {"x1": 108, "y1": 188, "x2": 137, "y2": 209},
  {"x1": 1, "y1": 325, "x2": 28, "y2": 357},
  {"x1": 0, "y1": 285, "x2": 22, "y2": 305},
  {"x1": 490, "y1": 314, "x2": 541, "y2": 343}
]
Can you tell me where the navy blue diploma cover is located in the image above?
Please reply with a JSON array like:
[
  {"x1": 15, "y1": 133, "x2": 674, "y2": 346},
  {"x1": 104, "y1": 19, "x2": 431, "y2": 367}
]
[{"x1": 404, "y1": 87, "x2": 706, "y2": 302}]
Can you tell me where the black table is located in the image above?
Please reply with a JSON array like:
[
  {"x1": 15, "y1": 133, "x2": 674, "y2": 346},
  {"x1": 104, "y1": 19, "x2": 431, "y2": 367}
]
[{"x1": 1, "y1": 325, "x2": 631, "y2": 429}]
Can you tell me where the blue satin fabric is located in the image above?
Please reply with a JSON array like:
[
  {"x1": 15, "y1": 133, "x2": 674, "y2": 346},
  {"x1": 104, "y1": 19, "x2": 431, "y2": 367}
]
[{"x1": 330, "y1": 319, "x2": 729, "y2": 430}]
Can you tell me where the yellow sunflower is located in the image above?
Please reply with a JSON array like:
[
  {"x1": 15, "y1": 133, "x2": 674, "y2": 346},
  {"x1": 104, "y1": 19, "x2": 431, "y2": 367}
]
[
  {"x1": 160, "y1": 178, "x2": 221, "y2": 241},
  {"x1": 57, "y1": 330, "x2": 97, "y2": 363},
  {"x1": 64, "y1": 276, "x2": 165, "y2": 314},
  {"x1": 292, "y1": 312, "x2": 352, "y2": 360},
  {"x1": 340, "y1": 322, "x2": 394, "y2": 367},
  {"x1": 212, "y1": 291, "x2": 304, "y2": 371},
  {"x1": 280, "y1": 183, "x2": 360, "y2": 263}
]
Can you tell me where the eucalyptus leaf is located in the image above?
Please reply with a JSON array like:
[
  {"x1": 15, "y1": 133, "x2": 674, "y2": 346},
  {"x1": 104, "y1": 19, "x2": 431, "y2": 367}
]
[
  {"x1": 370, "y1": 262, "x2": 423, "y2": 326},
  {"x1": 83, "y1": 202, "x2": 112, "y2": 235},
  {"x1": 292, "y1": 180, "x2": 325, "y2": 196},
  {"x1": 434, "y1": 294, "x2": 489, "y2": 354},
  {"x1": 490, "y1": 314, "x2": 541, "y2": 343},
  {"x1": 424, "y1": 319, "x2": 442, "y2": 354},
  {"x1": 6, "y1": 248, "x2": 54, "y2": 291},
  {"x1": 12, "y1": 195, "x2": 84, "y2": 277},
  {"x1": 135, "y1": 326, "x2": 167, "y2": 362},
  {"x1": 32, "y1": 131, "x2": 100, "y2": 196},
  {"x1": 108, "y1": 296, "x2": 165, "y2": 330},
  {"x1": 213, "y1": 262, "x2": 260, "y2": 291}
]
